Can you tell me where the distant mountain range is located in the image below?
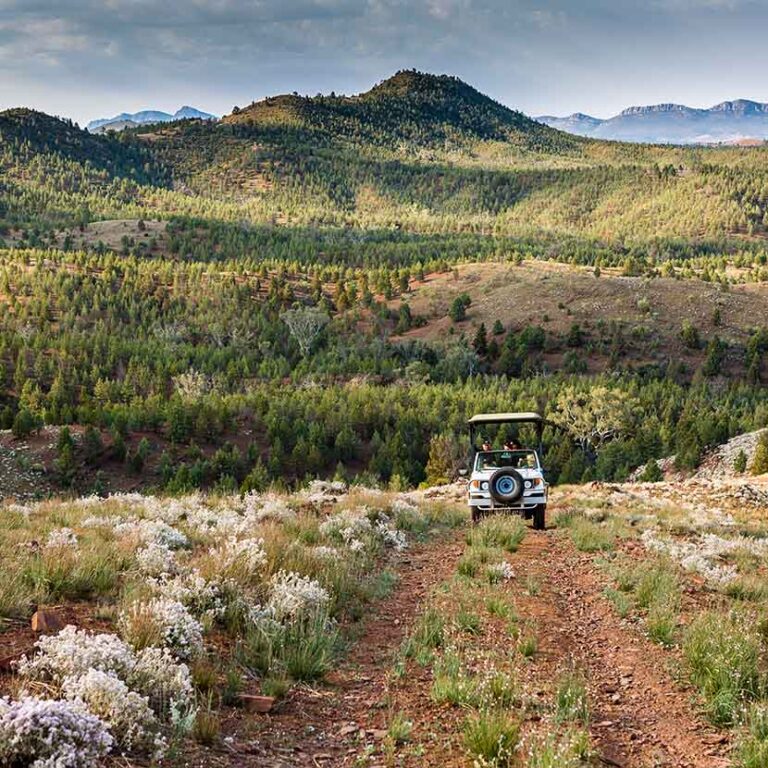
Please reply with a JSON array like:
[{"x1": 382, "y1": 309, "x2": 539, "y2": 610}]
[
  {"x1": 537, "y1": 100, "x2": 768, "y2": 144},
  {"x1": 87, "y1": 106, "x2": 216, "y2": 133}
]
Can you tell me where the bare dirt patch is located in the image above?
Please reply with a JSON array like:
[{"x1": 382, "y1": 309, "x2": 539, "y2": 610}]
[{"x1": 394, "y1": 260, "x2": 766, "y2": 364}]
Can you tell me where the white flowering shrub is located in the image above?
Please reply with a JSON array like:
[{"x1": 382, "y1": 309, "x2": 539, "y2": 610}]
[
  {"x1": 211, "y1": 536, "x2": 267, "y2": 581},
  {"x1": 306, "y1": 479, "x2": 347, "y2": 496},
  {"x1": 389, "y1": 497, "x2": 424, "y2": 530},
  {"x1": 119, "y1": 598, "x2": 204, "y2": 659},
  {"x1": 251, "y1": 496, "x2": 296, "y2": 524},
  {"x1": 321, "y1": 507, "x2": 408, "y2": 552},
  {"x1": 146, "y1": 571, "x2": 225, "y2": 620},
  {"x1": 81, "y1": 515, "x2": 114, "y2": 528},
  {"x1": 18, "y1": 626, "x2": 136, "y2": 686},
  {"x1": 300, "y1": 480, "x2": 347, "y2": 506},
  {"x1": 114, "y1": 519, "x2": 188, "y2": 550},
  {"x1": 375, "y1": 520, "x2": 408, "y2": 551},
  {"x1": 6, "y1": 502, "x2": 33, "y2": 517},
  {"x1": 641, "y1": 529, "x2": 740, "y2": 586},
  {"x1": 45, "y1": 527, "x2": 78, "y2": 549},
  {"x1": 135, "y1": 542, "x2": 178, "y2": 577},
  {"x1": 487, "y1": 561, "x2": 515, "y2": 583},
  {"x1": 130, "y1": 647, "x2": 194, "y2": 716},
  {"x1": 0, "y1": 696, "x2": 113, "y2": 767},
  {"x1": 267, "y1": 570, "x2": 330, "y2": 622},
  {"x1": 62, "y1": 670, "x2": 165, "y2": 757},
  {"x1": 312, "y1": 545, "x2": 341, "y2": 560},
  {"x1": 186, "y1": 502, "x2": 245, "y2": 537},
  {"x1": 319, "y1": 508, "x2": 374, "y2": 550}
]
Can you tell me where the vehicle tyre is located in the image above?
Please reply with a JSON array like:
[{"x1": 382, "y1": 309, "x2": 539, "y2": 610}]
[
  {"x1": 533, "y1": 505, "x2": 546, "y2": 531},
  {"x1": 471, "y1": 507, "x2": 481, "y2": 524},
  {"x1": 488, "y1": 468, "x2": 524, "y2": 505}
]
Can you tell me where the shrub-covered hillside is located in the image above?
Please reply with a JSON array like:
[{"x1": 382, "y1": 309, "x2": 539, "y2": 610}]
[{"x1": 2, "y1": 70, "x2": 768, "y2": 497}]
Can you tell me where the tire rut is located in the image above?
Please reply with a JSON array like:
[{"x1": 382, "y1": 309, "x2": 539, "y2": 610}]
[
  {"x1": 239, "y1": 531, "x2": 466, "y2": 767},
  {"x1": 518, "y1": 530, "x2": 731, "y2": 768}
]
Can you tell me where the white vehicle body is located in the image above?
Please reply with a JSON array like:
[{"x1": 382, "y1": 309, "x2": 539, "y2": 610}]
[
  {"x1": 467, "y1": 449, "x2": 548, "y2": 514},
  {"x1": 464, "y1": 412, "x2": 551, "y2": 528}
]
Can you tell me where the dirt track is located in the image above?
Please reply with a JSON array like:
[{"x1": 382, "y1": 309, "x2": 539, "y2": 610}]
[
  {"x1": 216, "y1": 518, "x2": 731, "y2": 768},
  {"x1": 524, "y1": 534, "x2": 730, "y2": 768}
]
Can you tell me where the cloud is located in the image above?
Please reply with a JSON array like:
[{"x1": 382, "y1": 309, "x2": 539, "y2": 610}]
[{"x1": 2, "y1": 0, "x2": 768, "y2": 124}]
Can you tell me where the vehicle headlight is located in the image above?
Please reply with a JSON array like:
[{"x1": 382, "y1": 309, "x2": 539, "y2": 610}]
[
  {"x1": 481, "y1": 481, "x2": 489, "y2": 491},
  {"x1": 524, "y1": 480, "x2": 532, "y2": 489}
]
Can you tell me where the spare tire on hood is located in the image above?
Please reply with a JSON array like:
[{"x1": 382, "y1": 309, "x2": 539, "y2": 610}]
[{"x1": 489, "y1": 468, "x2": 524, "y2": 504}]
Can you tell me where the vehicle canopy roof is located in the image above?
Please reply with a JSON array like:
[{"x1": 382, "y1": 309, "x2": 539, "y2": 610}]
[
  {"x1": 468, "y1": 412, "x2": 547, "y2": 454},
  {"x1": 467, "y1": 412, "x2": 543, "y2": 425}
]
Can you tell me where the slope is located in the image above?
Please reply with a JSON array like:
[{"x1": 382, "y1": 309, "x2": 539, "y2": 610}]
[{"x1": 223, "y1": 69, "x2": 579, "y2": 154}]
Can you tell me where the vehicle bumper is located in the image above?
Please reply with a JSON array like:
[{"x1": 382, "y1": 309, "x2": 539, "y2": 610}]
[{"x1": 467, "y1": 490, "x2": 547, "y2": 511}]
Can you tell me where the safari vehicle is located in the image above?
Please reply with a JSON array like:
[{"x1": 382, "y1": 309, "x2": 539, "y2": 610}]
[{"x1": 464, "y1": 412, "x2": 548, "y2": 528}]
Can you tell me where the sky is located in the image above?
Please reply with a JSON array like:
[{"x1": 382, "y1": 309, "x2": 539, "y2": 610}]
[{"x1": 2, "y1": 0, "x2": 768, "y2": 125}]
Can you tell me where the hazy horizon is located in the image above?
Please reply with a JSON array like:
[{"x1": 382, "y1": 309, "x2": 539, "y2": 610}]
[{"x1": 3, "y1": 0, "x2": 768, "y2": 125}]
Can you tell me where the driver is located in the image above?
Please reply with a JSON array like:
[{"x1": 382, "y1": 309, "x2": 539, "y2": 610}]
[{"x1": 481, "y1": 438, "x2": 492, "y2": 452}]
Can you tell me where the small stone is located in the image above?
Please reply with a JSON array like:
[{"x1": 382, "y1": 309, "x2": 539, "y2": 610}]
[
  {"x1": 31, "y1": 609, "x2": 65, "y2": 634},
  {"x1": 239, "y1": 694, "x2": 275, "y2": 713}
]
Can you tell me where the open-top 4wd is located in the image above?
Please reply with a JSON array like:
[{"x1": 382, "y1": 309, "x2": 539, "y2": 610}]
[{"x1": 465, "y1": 412, "x2": 548, "y2": 528}]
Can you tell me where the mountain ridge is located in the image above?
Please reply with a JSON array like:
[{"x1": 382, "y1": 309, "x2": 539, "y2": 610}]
[
  {"x1": 538, "y1": 98, "x2": 768, "y2": 143},
  {"x1": 221, "y1": 69, "x2": 579, "y2": 153},
  {"x1": 87, "y1": 106, "x2": 216, "y2": 133}
]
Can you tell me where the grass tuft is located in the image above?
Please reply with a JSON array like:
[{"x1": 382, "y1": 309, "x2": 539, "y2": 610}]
[
  {"x1": 555, "y1": 669, "x2": 589, "y2": 725},
  {"x1": 468, "y1": 516, "x2": 526, "y2": 553},
  {"x1": 462, "y1": 710, "x2": 520, "y2": 767},
  {"x1": 682, "y1": 610, "x2": 762, "y2": 726}
]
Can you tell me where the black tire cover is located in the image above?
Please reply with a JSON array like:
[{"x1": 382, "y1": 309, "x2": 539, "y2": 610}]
[{"x1": 489, "y1": 468, "x2": 524, "y2": 503}]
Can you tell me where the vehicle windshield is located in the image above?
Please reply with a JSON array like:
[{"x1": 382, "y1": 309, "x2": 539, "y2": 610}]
[{"x1": 474, "y1": 450, "x2": 538, "y2": 471}]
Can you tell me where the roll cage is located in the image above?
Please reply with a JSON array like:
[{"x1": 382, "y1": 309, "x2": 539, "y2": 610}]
[
  {"x1": 467, "y1": 412, "x2": 549, "y2": 459},
  {"x1": 474, "y1": 449, "x2": 540, "y2": 472}
]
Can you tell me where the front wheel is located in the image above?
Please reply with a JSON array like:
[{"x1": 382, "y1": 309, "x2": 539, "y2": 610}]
[{"x1": 533, "y1": 505, "x2": 546, "y2": 530}]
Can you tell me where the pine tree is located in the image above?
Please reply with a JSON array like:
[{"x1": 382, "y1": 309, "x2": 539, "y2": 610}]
[
  {"x1": 751, "y1": 432, "x2": 768, "y2": 475},
  {"x1": 472, "y1": 323, "x2": 488, "y2": 356},
  {"x1": 424, "y1": 434, "x2": 455, "y2": 486},
  {"x1": 639, "y1": 459, "x2": 664, "y2": 482}
]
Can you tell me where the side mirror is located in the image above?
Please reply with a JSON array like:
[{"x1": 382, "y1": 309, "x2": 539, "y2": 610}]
[{"x1": 458, "y1": 469, "x2": 468, "y2": 478}]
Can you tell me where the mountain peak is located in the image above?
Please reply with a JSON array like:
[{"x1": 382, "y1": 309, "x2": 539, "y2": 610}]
[
  {"x1": 87, "y1": 106, "x2": 215, "y2": 133},
  {"x1": 540, "y1": 97, "x2": 768, "y2": 144},
  {"x1": 619, "y1": 103, "x2": 695, "y2": 117},
  {"x1": 709, "y1": 99, "x2": 768, "y2": 115},
  {"x1": 363, "y1": 69, "x2": 468, "y2": 99},
  {"x1": 223, "y1": 70, "x2": 577, "y2": 153}
]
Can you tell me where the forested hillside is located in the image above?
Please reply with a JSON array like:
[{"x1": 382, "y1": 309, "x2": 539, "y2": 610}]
[{"x1": 2, "y1": 70, "x2": 768, "y2": 496}]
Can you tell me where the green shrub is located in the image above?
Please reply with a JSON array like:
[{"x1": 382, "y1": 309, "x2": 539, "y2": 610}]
[
  {"x1": 403, "y1": 607, "x2": 445, "y2": 664},
  {"x1": 555, "y1": 670, "x2": 589, "y2": 724},
  {"x1": 569, "y1": 519, "x2": 615, "y2": 552},
  {"x1": 462, "y1": 711, "x2": 520, "y2": 767},
  {"x1": 468, "y1": 517, "x2": 526, "y2": 553},
  {"x1": 639, "y1": 459, "x2": 664, "y2": 482},
  {"x1": 736, "y1": 704, "x2": 768, "y2": 768},
  {"x1": 431, "y1": 652, "x2": 481, "y2": 707},
  {"x1": 386, "y1": 711, "x2": 413, "y2": 746},
  {"x1": 682, "y1": 611, "x2": 762, "y2": 726},
  {"x1": 751, "y1": 432, "x2": 768, "y2": 476}
]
